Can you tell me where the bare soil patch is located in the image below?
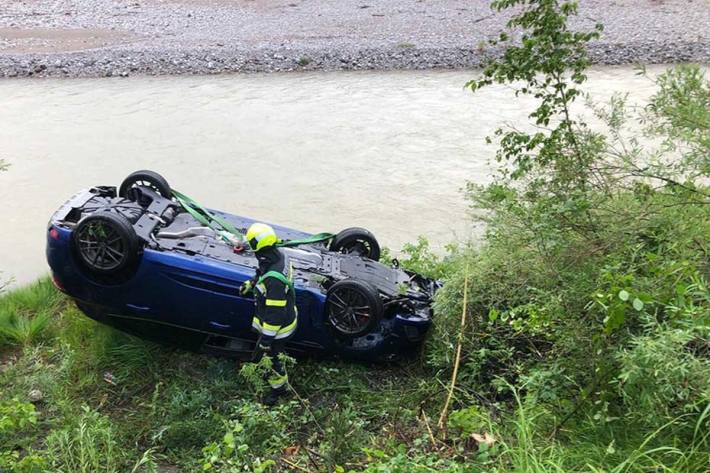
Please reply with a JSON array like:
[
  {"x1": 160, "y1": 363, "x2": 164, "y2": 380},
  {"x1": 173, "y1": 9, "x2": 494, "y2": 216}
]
[{"x1": 0, "y1": 27, "x2": 138, "y2": 54}]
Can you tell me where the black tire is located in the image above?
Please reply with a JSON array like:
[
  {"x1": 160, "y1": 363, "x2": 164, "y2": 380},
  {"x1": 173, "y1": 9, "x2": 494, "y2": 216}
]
[
  {"x1": 119, "y1": 170, "x2": 172, "y2": 199},
  {"x1": 329, "y1": 227, "x2": 381, "y2": 261},
  {"x1": 71, "y1": 211, "x2": 141, "y2": 278},
  {"x1": 325, "y1": 279, "x2": 383, "y2": 338}
]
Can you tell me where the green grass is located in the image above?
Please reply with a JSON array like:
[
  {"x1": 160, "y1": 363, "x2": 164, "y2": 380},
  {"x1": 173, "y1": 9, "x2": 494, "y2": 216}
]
[
  {"x1": 0, "y1": 279, "x2": 61, "y2": 346},
  {"x1": 0, "y1": 279, "x2": 707, "y2": 472},
  {"x1": 45, "y1": 406, "x2": 121, "y2": 473}
]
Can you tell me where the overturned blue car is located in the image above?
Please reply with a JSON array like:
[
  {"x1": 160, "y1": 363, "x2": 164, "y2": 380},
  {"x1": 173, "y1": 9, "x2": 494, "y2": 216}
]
[{"x1": 46, "y1": 171, "x2": 438, "y2": 361}]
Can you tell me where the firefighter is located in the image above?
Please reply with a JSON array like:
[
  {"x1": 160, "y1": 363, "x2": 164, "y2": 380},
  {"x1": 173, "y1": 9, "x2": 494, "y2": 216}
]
[{"x1": 239, "y1": 223, "x2": 297, "y2": 405}]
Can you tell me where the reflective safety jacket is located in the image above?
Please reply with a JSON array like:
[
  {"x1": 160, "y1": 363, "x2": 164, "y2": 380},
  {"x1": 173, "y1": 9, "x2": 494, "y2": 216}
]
[{"x1": 251, "y1": 247, "x2": 298, "y2": 342}]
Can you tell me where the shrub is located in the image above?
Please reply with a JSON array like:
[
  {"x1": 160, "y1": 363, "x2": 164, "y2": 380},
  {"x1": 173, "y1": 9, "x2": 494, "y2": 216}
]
[
  {"x1": 615, "y1": 314, "x2": 710, "y2": 425},
  {"x1": 0, "y1": 397, "x2": 46, "y2": 473},
  {"x1": 0, "y1": 397, "x2": 37, "y2": 436},
  {"x1": 201, "y1": 400, "x2": 295, "y2": 472},
  {"x1": 424, "y1": 0, "x2": 710, "y2": 468}
]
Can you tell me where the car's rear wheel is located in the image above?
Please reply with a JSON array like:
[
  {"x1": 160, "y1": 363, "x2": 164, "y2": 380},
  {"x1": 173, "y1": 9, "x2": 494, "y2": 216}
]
[
  {"x1": 71, "y1": 211, "x2": 141, "y2": 280},
  {"x1": 329, "y1": 227, "x2": 381, "y2": 261},
  {"x1": 118, "y1": 170, "x2": 172, "y2": 200},
  {"x1": 325, "y1": 279, "x2": 383, "y2": 338}
]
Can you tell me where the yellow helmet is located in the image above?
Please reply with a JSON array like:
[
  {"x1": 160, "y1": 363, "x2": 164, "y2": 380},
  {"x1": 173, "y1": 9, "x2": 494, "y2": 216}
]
[{"x1": 245, "y1": 223, "x2": 278, "y2": 251}]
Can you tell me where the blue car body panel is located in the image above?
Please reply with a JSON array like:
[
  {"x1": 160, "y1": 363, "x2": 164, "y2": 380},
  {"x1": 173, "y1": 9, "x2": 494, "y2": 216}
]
[{"x1": 46, "y1": 192, "x2": 433, "y2": 360}]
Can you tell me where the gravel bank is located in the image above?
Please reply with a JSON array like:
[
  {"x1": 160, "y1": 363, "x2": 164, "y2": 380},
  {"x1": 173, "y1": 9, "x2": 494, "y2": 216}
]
[{"x1": 0, "y1": 0, "x2": 708, "y2": 78}]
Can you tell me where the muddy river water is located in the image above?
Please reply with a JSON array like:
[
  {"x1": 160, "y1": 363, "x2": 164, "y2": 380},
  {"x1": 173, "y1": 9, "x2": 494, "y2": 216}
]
[{"x1": 0, "y1": 66, "x2": 669, "y2": 287}]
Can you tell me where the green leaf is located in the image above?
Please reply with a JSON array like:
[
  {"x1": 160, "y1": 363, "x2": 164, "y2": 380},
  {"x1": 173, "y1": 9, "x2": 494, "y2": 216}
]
[
  {"x1": 488, "y1": 308, "x2": 499, "y2": 322},
  {"x1": 632, "y1": 298, "x2": 644, "y2": 311},
  {"x1": 618, "y1": 290, "x2": 630, "y2": 301},
  {"x1": 605, "y1": 305, "x2": 626, "y2": 333}
]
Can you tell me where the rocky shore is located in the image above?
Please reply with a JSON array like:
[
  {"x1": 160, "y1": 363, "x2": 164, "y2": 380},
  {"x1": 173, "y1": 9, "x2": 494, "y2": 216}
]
[{"x1": 1, "y1": 0, "x2": 708, "y2": 78}]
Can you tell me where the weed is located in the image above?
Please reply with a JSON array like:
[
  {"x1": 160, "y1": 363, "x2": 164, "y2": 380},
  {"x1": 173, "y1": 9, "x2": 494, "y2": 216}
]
[
  {"x1": 0, "y1": 397, "x2": 45, "y2": 472},
  {"x1": 46, "y1": 405, "x2": 120, "y2": 473},
  {"x1": 0, "y1": 279, "x2": 60, "y2": 346},
  {"x1": 201, "y1": 400, "x2": 295, "y2": 471},
  {"x1": 0, "y1": 397, "x2": 38, "y2": 435}
]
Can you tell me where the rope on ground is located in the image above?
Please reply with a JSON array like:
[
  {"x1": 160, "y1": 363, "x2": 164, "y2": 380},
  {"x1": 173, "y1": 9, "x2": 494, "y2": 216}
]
[{"x1": 437, "y1": 267, "x2": 469, "y2": 431}]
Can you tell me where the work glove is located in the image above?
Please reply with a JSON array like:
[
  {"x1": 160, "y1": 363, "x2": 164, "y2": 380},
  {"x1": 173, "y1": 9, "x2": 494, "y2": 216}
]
[{"x1": 239, "y1": 280, "x2": 254, "y2": 296}]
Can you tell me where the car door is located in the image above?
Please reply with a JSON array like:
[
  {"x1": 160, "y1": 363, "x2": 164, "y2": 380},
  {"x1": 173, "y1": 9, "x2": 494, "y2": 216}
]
[{"x1": 204, "y1": 275, "x2": 255, "y2": 336}]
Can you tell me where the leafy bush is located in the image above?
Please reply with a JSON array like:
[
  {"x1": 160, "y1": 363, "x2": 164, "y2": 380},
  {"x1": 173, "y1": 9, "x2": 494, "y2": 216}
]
[
  {"x1": 421, "y1": 1, "x2": 710, "y2": 469},
  {"x1": 201, "y1": 400, "x2": 295, "y2": 472},
  {"x1": 0, "y1": 397, "x2": 46, "y2": 473},
  {"x1": 615, "y1": 315, "x2": 709, "y2": 424},
  {"x1": 0, "y1": 397, "x2": 37, "y2": 436},
  {"x1": 397, "y1": 237, "x2": 454, "y2": 280}
]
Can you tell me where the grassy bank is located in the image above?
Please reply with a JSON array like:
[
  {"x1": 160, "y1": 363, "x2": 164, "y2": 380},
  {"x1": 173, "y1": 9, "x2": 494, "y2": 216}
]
[
  {"x1": 1, "y1": 225, "x2": 708, "y2": 472},
  {"x1": 0, "y1": 279, "x2": 499, "y2": 472},
  {"x1": 1, "y1": 277, "x2": 706, "y2": 473}
]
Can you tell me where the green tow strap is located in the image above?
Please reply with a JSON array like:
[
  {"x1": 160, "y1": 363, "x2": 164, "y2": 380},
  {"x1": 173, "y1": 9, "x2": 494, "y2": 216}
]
[
  {"x1": 171, "y1": 190, "x2": 335, "y2": 248},
  {"x1": 172, "y1": 190, "x2": 245, "y2": 244},
  {"x1": 276, "y1": 232, "x2": 335, "y2": 248}
]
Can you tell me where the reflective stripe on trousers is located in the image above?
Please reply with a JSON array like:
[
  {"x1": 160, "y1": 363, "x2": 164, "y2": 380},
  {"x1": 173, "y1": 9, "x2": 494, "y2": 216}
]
[{"x1": 251, "y1": 316, "x2": 298, "y2": 339}]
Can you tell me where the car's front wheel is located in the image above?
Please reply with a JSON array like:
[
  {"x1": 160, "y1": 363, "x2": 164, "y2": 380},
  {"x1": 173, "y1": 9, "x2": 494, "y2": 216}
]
[
  {"x1": 325, "y1": 279, "x2": 383, "y2": 338},
  {"x1": 71, "y1": 211, "x2": 141, "y2": 282}
]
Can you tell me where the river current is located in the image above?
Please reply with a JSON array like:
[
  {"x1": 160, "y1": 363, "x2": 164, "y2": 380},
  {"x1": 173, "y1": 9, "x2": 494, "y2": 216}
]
[{"x1": 0, "y1": 66, "x2": 669, "y2": 286}]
